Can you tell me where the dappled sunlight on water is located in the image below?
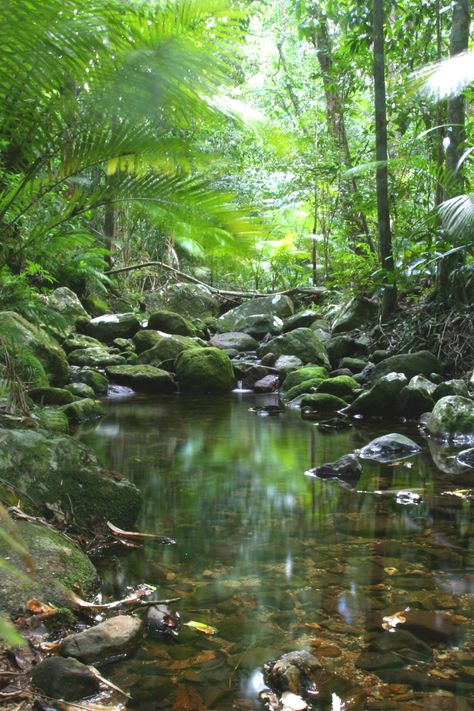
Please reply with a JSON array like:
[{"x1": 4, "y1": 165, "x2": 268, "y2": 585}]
[{"x1": 78, "y1": 392, "x2": 474, "y2": 710}]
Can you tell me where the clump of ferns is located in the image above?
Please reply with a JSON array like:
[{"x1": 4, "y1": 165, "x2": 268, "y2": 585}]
[{"x1": 0, "y1": 338, "x2": 31, "y2": 417}]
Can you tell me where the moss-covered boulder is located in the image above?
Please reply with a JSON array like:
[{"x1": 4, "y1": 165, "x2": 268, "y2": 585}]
[
  {"x1": 0, "y1": 521, "x2": 98, "y2": 615},
  {"x1": 216, "y1": 295, "x2": 294, "y2": 335},
  {"x1": 332, "y1": 296, "x2": 378, "y2": 333},
  {"x1": 282, "y1": 310, "x2": 320, "y2": 333},
  {"x1": 326, "y1": 335, "x2": 369, "y2": 365},
  {"x1": 371, "y1": 350, "x2": 442, "y2": 383},
  {"x1": 85, "y1": 313, "x2": 141, "y2": 343},
  {"x1": 176, "y1": 347, "x2": 234, "y2": 393},
  {"x1": 68, "y1": 346, "x2": 126, "y2": 367},
  {"x1": 44, "y1": 287, "x2": 91, "y2": 336},
  {"x1": 62, "y1": 398, "x2": 103, "y2": 424},
  {"x1": 133, "y1": 329, "x2": 163, "y2": 354},
  {"x1": 209, "y1": 332, "x2": 259, "y2": 352},
  {"x1": 348, "y1": 372, "x2": 408, "y2": 416},
  {"x1": 137, "y1": 333, "x2": 202, "y2": 370},
  {"x1": 62, "y1": 334, "x2": 103, "y2": 353},
  {"x1": 300, "y1": 393, "x2": 347, "y2": 414},
  {"x1": 147, "y1": 309, "x2": 194, "y2": 336},
  {"x1": 427, "y1": 396, "x2": 474, "y2": 440},
  {"x1": 258, "y1": 328, "x2": 330, "y2": 367},
  {"x1": 433, "y1": 379, "x2": 468, "y2": 401},
  {"x1": 65, "y1": 382, "x2": 96, "y2": 399},
  {"x1": 0, "y1": 428, "x2": 142, "y2": 527},
  {"x1": 0, "y1": 311, "x2": 70, "y2": 386},
  {"x1": 28, "y1": 386, "x2": 75, "y2": 406},
  {"x1": 397, "y1": 382, "x2": 435, "y2": 418},
  {"x1": 282, "y1": 377, "x2": 325, "y2": 403},
  {"x1": 33, "y1": 407, "x2": 70, "y2": 433},
  {"x1": 281, "y1": 366, "x2": 329, "y2": 394},
  {"x1": 339, "y1": 357, "x2": 368, "y2": 373},
  {"x1": 73, "y1": 368, "x2": 108, "y2": 394},
  {"x1": 105, "y1": 365, "x2": 175, "y2": 394},
  {"x1": 316, "y1": 375, "x2": 359, "y2": 399},
  {"x1": 143, "y1": 282, "x2": 219, "y2": 319}
]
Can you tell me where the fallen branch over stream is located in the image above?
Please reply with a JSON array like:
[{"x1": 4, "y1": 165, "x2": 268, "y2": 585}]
[{"x1": 105, "y1": 260, "x2": 326, "y2": 300}]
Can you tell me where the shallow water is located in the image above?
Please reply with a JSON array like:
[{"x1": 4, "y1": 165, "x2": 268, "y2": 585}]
[{"x1": 77, "y1": 391, "x2": 474, "y2": 710}]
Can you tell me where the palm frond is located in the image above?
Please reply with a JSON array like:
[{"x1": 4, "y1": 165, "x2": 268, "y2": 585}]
[
  {"x1": 438, "y1": 193, "x2": 474, "y2": 238},
  {"x1": 411, "y1": 50, "x2": 474, "y2": 100}
]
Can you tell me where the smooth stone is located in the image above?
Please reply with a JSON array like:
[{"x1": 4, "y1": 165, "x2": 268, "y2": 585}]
[
  {"x1": 31, "y1": 656, "x2": 100, "y2": 701},
  {"x1": 147, "y1": 309, "x2": 194, "y2": 336},
  {"x1": 61, "y1": 615, "x2": 144, "y2": 663},
  {"x1": 339, "y1": 357, "x2": 368, "y2": 373},
  {"x1": 65, "y1": 382, "x2": 96, "y2": 399},
  {"x1": 85, "y1": 312, "x2": 141, "y2": 342},
  {"x1": 209, "y1": 332, "x2": 259, "y2": 352},
  {"x1": 274, "y1": 355, "x2": 303, "y2": 377},
  {"x1": 282, "y1": 309, "x2": 321, "y2": 332},
  {"x1": 434, "y1": 379, "x2": 469, "y2": 401},
  {"x1": 305, "y1": 453, "x2": 361, "y2": 488},
  {"x1": 253, "y1": 375, "x2": 279, "y2": 392},
  {"x1": 105, "y1": 365, "x2": 175, "y2": 393},
  {"x1": 427, "y1": 396, "x2": 474, "y2": 441},
  {"x1": 348, "y1": 372, "x2": 408, "y2": 416},
  {"x1": 358, "y1": 433, "x2": 421, "y2": 463},
  {"x1": 68, "y1": 346, "x2": 126, "y2": 367},
  {"x1": 216, "y1": 294, "x2": 294, "y2": 333}
]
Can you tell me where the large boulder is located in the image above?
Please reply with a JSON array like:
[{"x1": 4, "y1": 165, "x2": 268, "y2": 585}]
[
  {"x1": 143, "y1": 283, "x2": 219, "y2": 319},
  {"x1": 73, "y1": 368, "x2": 108, "y2": 395},
  {"x1": 137, "y1": 333, "x2": 203, "y2": 370},
  {"x1": 62, "y1": 398, "x2": 104, "y2": 424},
  {"x1": 84, "y1": 313, "x2": 141, "y2": 343},
  {"x1": 0, "y1": 311, "x2": 70, "y2": 386},
  {"x1": 258, "y1": 328, "x2": 330, "y2": 368},
  {"x1": 43, "y1": 287, "x2": 90, "y2": 335},
  {"x1": 282, "y1": 309, "x2": 320, "y2": 332},
  {"x1": 332, "y1": 296, "x2": 378, "y2": 333},
  {"x1": 0, "y1": 521, "x2": 97, "y2": 615},
  {"x1": 281, "y1": 366, "x2": 329, "y2": 395},
  {"x1": 348, "y1": 372, "x2": 408, "y2": 416},
  {"x1": 147, "y1": 309, "x2": 194, "y2": 336},
  {"x1": 326, "y1": 334, "x2": 369, "y2": 365},
  {"x1": 68, "y1": 346, "x2": 126, "y2": 367},
  {"x1": 216, "y1": 295, "x2": 294, "y2": 334},
  {"x1": 60, "y1": 615, "x2": 144, "y2": 664},
  {"x1": 427, "y1": 396, "x2": 474, "y2": 440},
  {"x1": 105, "y1": 365, "x2": 175, "y2": 394},
  {"x1": 209, "y1": 332, "x2": 258, "y2": 352},
  {"x1": 0, "y1": 428, "x2": 142, "y2": 528},
  {"x1": 369, "y1": 350, "x2": 442, "y2": 383},
  {"x1": 397, "y1": 376, "x2": 435, "y2": 418},
  {"x1": 176, "y1": 347, "x2": 234, "y2": 393}
]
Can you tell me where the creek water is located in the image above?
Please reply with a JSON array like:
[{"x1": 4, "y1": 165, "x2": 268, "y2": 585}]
[{"x1": 77, "y1": 390, "x2": 474, "y2": 710}]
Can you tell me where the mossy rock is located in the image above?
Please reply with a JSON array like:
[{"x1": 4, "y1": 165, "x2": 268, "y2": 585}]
[
  {"x1": 258, "y1": 328, "x2": 330, "y2": 367},
  {"x1": 433, "y1": 379, "x2": 468, "y2": 401},
  {"x1": 300, "y1": 393, "x2": 348, "y2": 414},
  {"x1": 33, "y1": 407, "x2": 70, "y2": 433},
  {"x1": 326, "y1": 335, "x2": 369, "y2": 364},
  {"x1": 143, "y1": 282, "x2": 219, "y2": 319},
  {"x1": 0, "y1": 311, "x2": 70, "y2": 386},
  {"x1": 62, "y1": 398, "x2": 103, "y2": 424},
  {"x1": 147, "y1": 309, "x2": 194, "y2": 336},
  {"x1": 427, "y1": 396, "x2": 474, "y2": 440},
  {"x1": 74, "y1": 368, "x2": 108, "y2": 395},
  {"x1": 282, "y1": 378, "x2": 325, "y2": 403},
  {"x1": 216, "y1": 294, "x2": 294, "y2": 334},
  {"x1": 82, "y1": 296, "x2": 110, "y2": 317},
  {"x1": 113, "y1": 338, "x2": 135, "y2": 351},
  {"x1": 44, "y1": 287, "x2": 91, "y2": 336},
  {"x1": 316, "y1": 375, "x2": 359, "y2": 399},
  {"x1": 68, "y1": 347, "x2": 126, "y2": 367},
  {"x1": 281, "y1": 366, "x2": 329, "y2": 395},
  {"x1": 0, "y1": 520, "x2": 98, "y2": 615},
  {"x1": 0, "y1": 427, "x2": 142, "y2": 528},
  {"x1": 371, "y1": 350, "x2": 442, "y2": 383},
  {"x1": 137, "y1": 333, "x2": 202, "y2": 369},
  {"x1": 397, "y1": 385, "x2": 435, "y2": 418},
  {"x1": 348, "y1": 372, "x2": 408, "y2": 416},
  {"x1": 332, "y1": 296, "x2": 378, "y2": 333},
  {"x1": 63, "y1": 334, "x2": 103, "y2": 353},
  {"x1": 133, "y1": 329, "x2": 163, "y2": 354},
  {"x1": 176, "y1": 347, "x2": 234, "y2": 393},
  {"x1": 339, "y1": 357, "x2": 368, "y2": 374},
  {"x1": 106, "y1": 365, "x2": 175, "y2": 394},
  {"x1": 282, "y1": 310, "x2": 321, "y2": 333},
  {"x1": 28, "y1": 386, "x2": 75, "y2": 406},
  {"x1": 85, "y1": 313, "x2": 141, "y2": 343},
  {"x1": 65, "y1": 382, "x2": 96, "y2": 399},
  {"x1": 125, "y1": 352, "x2": 139, "y2": 364},
  {"x1": 209, "y1": 332, "x2": 259, "y2": 352}
]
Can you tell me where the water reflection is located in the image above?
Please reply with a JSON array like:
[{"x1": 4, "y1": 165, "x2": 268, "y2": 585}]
[{"x1": 78, "y1": 393, "x2": 474, "y2": 710}]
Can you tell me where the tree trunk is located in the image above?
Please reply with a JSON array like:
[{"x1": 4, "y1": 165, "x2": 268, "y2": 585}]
[{"x1": 373, "y1": 0, "x2": 397, "y2": 319}]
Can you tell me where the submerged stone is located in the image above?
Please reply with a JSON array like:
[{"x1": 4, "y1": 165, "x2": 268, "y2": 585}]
[
  {"x1": 305, "y1": 454, "x2": 361, "y2": 489},
  {"x1": 358, "y1": 433, "x2": 422, "y2": 463}
]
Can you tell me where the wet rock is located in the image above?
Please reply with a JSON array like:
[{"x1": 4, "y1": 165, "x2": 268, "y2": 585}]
[
  {"x1": 263, "y1": 651, "x2": 324, "y2": 695},
  {"x1": 0, "y1": 521, "x2": 97, "y2": 615},
  {"x1": 274, "y1": 355, "x2": 304, "y2": 377},
  {"x1": 209, "y1": 332, "x2": 259, "y2": 352},
  {"x1": 365, "y1": 629, "x2": 433, "y2": 660},
  {"x1": 105, "y1": 364, "x2": 175, "y2": 394},
  {"x1": 370, "y1": 350, "x2": 442, "y2": 383},
  {"x1": 326, "y1": 334, "x2": 369, "y2": 365},
  {"x1": 358, "y1": 433, "x2": 421, "y2": 463},
  {"x1": 316, "y1": 375, "x2": 359, "y2": 399},
  {"x1": 300, "y1": 393, "x2": 347, "y2": 416},
  {"x1": 401, "y1": 609, "x2": 463, "y2": 644},
  {"x1": 216, "y1": 294, "x2": 294, "y2": 334},
  {"x1": 84, "y1": 313, "x2": 141, "y2": 343},
  {"x1": 339, "y1": 357, "x2": 368, "y2": 373},
  {"x1": 456, "y1": 447, "x2": 474, "y2": 468},
  {"x1": 28, "y1": 386, "x2": 75, "y2": 406},
  {"x1": 434, "y1": 379, "x2": 469, "y2": 401},
  {"x1": 397, "y1": 377, "x2": 435, "y2": 418},
  {"x1": 427, "y1": 396, "x2": 474, "y2": 440},
  {"x1": 146, "y1": 604, "x2": 181, "y2": 637},
  {"x1": 63, "y1": 334, "x2": 103, "y2": 353},
  {"x1": 427, "y1": 439, "x2": 469, "y2": 475},
  {"x1": 147, "y1": 309, "x2": 194, "y2": 336},
  {"x1": 254, "y1": 375, "x2": 279, "y2": 393},
  {"x1": 261, "y1": 352, "x2": 277, "y2": 366},
  {"x1": 332, "y1": 296, "x2": 378, "y2": 333},
  {"x1": 348, "y1": 372, "x2": 408, "y2": 416},
  {"x1": 62, "y1": 397, "x2": 103, "y2": 424},
  {"x1": 44, "y1": 287, "x2": 90, "y2": 335},
  {"x1": 0, "y1": 427, "x2": 142, "y2": 527},
  {"x1": 31, "y1": 656, "x2": 100, "y2": 701},
  {"x1": 65, "y1": 382, "x2": 96, "y2": 399},
  {"x1": 356, "y1": 651, "x2": 401, "y2": 670},
  {"x1": 0, "y1": 310, "x2": 70, "y2": 386},
  {"x1": 258, "y1": 328, "x2": 330, "y2": 368},
  {"x1": 136, "y1": 332, "x2": 202, "y2": 368},
  {"x1": 282, "y1": 309, "x2": 321, "y2": 332},
  {"x1": 176, "y1": 347, "x2": 234, "y2": 393},
  {"x1": 234, "y1": 363, "x2": 275, "y2": 389},
  {"x1": 61, "y1": 615, "x2": 143, "y2": 663},
  {"x1": 305, "y1": 454, "x2": 361, "y2": 488},
  {"x1": 73, "y1": 367, "x2": 108, "y2": 394},
  {"x1": 316, "y1": 417, "x2": 353, "y2": 432},
  {"x1": 281, "y1": 366, "x2": 329, "y2": 394},
  {"x1": 68, "y1": 346, "x2": 126, "y2": 367},
  {"x1": 249, "y1": 405, "x2": 282, "y2": 416}
]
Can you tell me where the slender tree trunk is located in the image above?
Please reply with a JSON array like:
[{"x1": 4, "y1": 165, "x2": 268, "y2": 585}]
[
  {"x1": 437, "y1": 0, "x2": 470, "y2": 297},
  {"x1": 373, "y1": 0, "x2": 397, "y2": 319}
]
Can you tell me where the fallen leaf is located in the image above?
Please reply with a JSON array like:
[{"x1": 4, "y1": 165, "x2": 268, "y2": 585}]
[
  {"x1": 171, "y1": 686, "x2": 206, "y2": 711},
  {"x1": 26, "y1": 599, "x2": 57, "y2": 616},
  {"x1": 106, "y1": 521, "x2": 175, "y2": 544},
  {"x1": 183, "y1": 620, "x2": 217, "y2": 635},
  {"x1": 382, "y1": 610, "x2": 407, "y2": 630}
]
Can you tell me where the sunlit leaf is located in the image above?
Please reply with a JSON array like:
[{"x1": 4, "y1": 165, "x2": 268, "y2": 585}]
[{"x1": 184, "y1": 620, "x2": 218, "y2": 635}]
